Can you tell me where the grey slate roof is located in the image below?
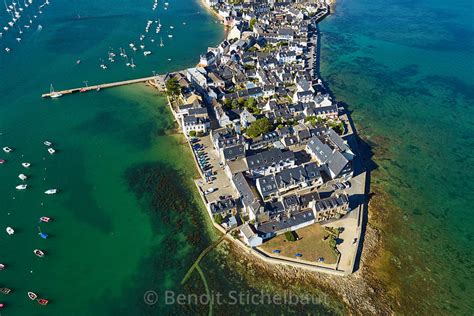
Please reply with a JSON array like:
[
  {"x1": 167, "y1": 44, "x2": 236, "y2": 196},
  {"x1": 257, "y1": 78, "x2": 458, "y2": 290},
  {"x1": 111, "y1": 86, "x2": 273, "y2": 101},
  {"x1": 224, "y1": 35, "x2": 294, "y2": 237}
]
[
  {"x1": 232, "y1": 172, "x2": 257, "y2": 207},
  {"x1": 327, "y1": 150, "x2": 349, "y2": 178},
  {"x1": 256, "y1": 175, "x2": 278, "y2": 198},
  {"x1": 223, "y1": 144, "x2": 245, "y2": 161},
  {"x1": 246, "y1": 148, "x2": 295, "y2": 171},
  {"x1": 257, "y1": 209, "x2": 314, "y2": 234},
  {"x1": 306, "y1": 136, "x2": 333, "y2": 163},
  {"x1": 210, "y1": 198, "x2": 236, "y2": 214}
]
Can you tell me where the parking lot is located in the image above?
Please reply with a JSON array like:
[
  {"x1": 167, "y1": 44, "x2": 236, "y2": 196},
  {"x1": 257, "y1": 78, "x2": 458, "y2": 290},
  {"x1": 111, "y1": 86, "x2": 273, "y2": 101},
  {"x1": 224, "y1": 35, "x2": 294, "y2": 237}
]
[{"x1": 192, "y1": 135, "x2": 237, "y2": 203}]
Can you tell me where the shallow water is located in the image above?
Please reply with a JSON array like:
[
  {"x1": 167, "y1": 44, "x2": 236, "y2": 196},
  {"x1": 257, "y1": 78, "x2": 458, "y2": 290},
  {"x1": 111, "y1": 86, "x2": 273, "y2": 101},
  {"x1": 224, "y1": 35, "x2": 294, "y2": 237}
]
[{"x1": 320, "y1": 0, "x2": 474, "y2": 313}]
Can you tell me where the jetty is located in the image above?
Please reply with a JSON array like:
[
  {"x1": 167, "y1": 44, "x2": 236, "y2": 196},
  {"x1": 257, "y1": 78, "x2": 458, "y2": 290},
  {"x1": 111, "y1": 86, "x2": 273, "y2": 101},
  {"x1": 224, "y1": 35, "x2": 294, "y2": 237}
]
[{"x1": 41, "y1": 75, "x2": 166, "y2": 98}]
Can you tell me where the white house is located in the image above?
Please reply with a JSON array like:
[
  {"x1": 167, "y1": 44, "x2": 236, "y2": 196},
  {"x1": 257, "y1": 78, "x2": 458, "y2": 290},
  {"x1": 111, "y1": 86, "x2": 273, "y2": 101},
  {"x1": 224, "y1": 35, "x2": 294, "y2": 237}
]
[{"x1": 240, "y1": 223, "x2": 263, "y2": 247}]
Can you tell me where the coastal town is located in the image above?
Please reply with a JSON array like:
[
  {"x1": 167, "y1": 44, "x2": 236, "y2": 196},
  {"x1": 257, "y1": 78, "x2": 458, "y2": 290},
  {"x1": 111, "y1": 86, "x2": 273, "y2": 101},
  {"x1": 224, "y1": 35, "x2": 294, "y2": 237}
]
[{"x1": 162, "y1": 0, "x2": 367, "y2": 275}]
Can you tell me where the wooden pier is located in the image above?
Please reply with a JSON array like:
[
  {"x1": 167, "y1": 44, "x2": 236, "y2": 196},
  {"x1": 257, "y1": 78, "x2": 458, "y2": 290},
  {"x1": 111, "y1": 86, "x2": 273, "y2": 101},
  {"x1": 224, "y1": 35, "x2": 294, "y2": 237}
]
[{"x1": 41, "y1": 75, "x2": 166, "y2": 98}]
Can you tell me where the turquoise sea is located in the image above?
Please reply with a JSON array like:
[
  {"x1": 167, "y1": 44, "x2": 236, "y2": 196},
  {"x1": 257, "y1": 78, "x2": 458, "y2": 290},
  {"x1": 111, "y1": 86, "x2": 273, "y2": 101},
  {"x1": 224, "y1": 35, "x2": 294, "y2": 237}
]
[
  {"x1": 320, "y1": 0, "x2": 474, "y2": 313},
  {"x1": 0, "y1": 0, "x2": 227, "y2": 315}
]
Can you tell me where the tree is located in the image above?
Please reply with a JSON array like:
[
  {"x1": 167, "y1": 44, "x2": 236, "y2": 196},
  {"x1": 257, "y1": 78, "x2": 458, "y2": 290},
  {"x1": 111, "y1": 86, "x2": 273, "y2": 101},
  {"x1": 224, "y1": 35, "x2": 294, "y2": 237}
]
[
  {"x1": 189, "y1": 131, "x2": 197, "y2": 137},
  {"x1": 285, "y1": 231, "x2": 296, "y2": 242},
  {"x1": 214, "y1": 214, "x2": 223, "y2": 224},
  {"x1": 328, "y1": 235, "x2": 337, "y2": 249},
  {"x1": 246, "y1": 117, "x2": 273, "y2": 138},
  {"x1": 249, "y1": 18, "x2": 257, "y2": 29},
  {"x1": 244, "y1": 97, "x2": 260, "y2": 114},
  {"x1": 166, "y1": 77, "x2": 180, "y2": 96},
  {"x1": 329, "y1": 121, "x2": 345, "y2": 134}
]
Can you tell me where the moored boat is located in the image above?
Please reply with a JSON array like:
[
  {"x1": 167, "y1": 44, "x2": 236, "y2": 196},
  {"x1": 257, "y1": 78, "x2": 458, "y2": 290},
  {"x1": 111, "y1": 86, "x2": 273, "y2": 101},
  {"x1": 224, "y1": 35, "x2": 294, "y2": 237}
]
[
  {"x1": 16, "y1": 184, "x2": 27, "y2": 190},
  {"x1": 0, "y1": 288, "x2": 11, "y2": 295},
  {"x1": 47, "y1": 148, "x2": 55, "y2": 155},
  {"x1": 43, "y1": 141, "x2": 52, "y2": 146},
  {"x1": 18, "y1": 173, "x2": 27, "y2": 181},
  {"x1": 0, "y1": 263, "x2": 5, "y2": 270},
  {"x1": 44, "y1": 189, "x2": 57, "y2": 195},
  {"x1": 49, "y1": 84, "x2": 62, "y2": 98},
  {"x1": 2, "y1": 147, "x2": 12, "y2": 153},
  {"x1": 28, "y1": 292, "x2": 38, "y2": 300},
  {"x1": 39, "y1": 217, "x2": 51, "y2": 223},
  {"x1": 6, "y1": 227, "x2": 14, "y2": 235},
  {"x1": 33, "y1": 249, "x2": 44, "y2": 258},
  {"x1": 0, "y1": 159, "x2": 5, "y2": 164},
  {"x1": 22, "y1": 162, "x2": 31, "y2": 168},
  {"x1": 37, "y1": 298, "x2": 49, "y2": 306}
]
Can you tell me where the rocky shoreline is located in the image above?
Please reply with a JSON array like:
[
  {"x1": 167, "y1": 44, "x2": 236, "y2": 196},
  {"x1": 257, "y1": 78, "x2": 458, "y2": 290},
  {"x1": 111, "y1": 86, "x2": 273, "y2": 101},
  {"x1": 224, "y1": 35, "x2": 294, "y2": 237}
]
[{"x1": 215, "y1": 193, "x2": 395, "y2": 314}]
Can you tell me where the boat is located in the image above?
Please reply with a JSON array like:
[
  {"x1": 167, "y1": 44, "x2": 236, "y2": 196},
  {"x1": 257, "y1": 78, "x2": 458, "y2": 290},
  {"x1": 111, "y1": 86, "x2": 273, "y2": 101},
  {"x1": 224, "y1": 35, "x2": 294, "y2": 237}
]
[
  {"x1": 168, "y1": 34, "x2": 173, "y2": 38},
  {"x1": 43, "y1": 141, "x2": 52, "y2": 146},
  {"x1": 37, "y1": 298, "x2": 49, "y2": 306},
  {"x1": 18, "y1": 173, "x2": 27, "y2": 181},
  {"x1": 0, "y1": 263, "x2": 5, "y2": 270},
  {"x1": 38, "y1": 227, "x2": 48, "y2": 239},
  {"x1": 49, "y1": 84, "x2": 62, "y2": 98},
  {"x1": 22, "y1": 162, "x2": 30, "y2": 168},
  {"x1": 143, "y1": 51, "x2": 152, "y2": 56},
  {"x1": 76, "y1": 59, "x2": 81, "y2": 64},
  {"x1": 47, "y1": 148, "x2": 55, "y2": 154},
  {"x1": 16, "y1": 184, "x2": 27, "y2": 190},
  {"x1": 44, "y1": 189, "x2": 57, "y2": 195},
  {"x1": 160, "y1": 37, "x2": 164, "y2": 47},
  {"x1": 39, "y1": 217, "x2": 51, "y2": 223},
  {"x1": 0, "y1": 159, "x2": 5, "y2": 164},
  {"x1": 6, "y1": 227, "x2": 14, "y2": 235},
  {"x1": 0, "y1": 288, "x2": 11, "y2": 295},
  {"x1": 28, "y1": 292, "x2": 38, "y2": 300},
  {"x1": 33, "y1": 249, "x2": 44, "y2": 258},
  {"x1": 2, "y1": 147, "x2": 12, "y2": 153}
]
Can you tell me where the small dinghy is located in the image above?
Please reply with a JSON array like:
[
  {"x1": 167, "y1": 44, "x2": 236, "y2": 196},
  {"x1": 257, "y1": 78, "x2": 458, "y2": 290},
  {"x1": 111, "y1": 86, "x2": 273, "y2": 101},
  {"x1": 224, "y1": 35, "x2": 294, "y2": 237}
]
[
  {"x1": 0, "y1": 263, "x2": 5, "y2": 270},
  {"x1": 6, "y1": 227, "x2": 14, "y2": 235},
  {"x1": 2, "y1": 147, "x2": 12, "y2": 153},
  {"x1": 18, "y1": 174, "x2": 28, "y2": 181},
  {"x1": 43, "y1": 141, "x2": 52, "y2": 146},
  {"x1": 39, "y1": 217, "x2": 51, "y2": 223},
  {"x1": 33, "y1": 249, "x2": 45, "y2": 258},
  {"x1": 37, "y1": 298, "x2": 49, "y2": 306},
  {"x1": 47, "y1": 148, "x2": 55, "y2": 155},
  {"x1": 22, "y1": 162, "x2": 31, "y2": 168},
  {"x1": 0, "y1": 159, "x2": 5, "y2": 164},
  {"x1": 0, "y1": 288, "x2": 11, "y2": 295},
  {"x1": 44, "y1": 189, "x2": 57, "y2": 195},
  {"x1": 38, "y1": 227, "x2": 48, "y2": 239},
  {"x1": 28, "y1": 292, "x2": 38, "y2": 300},
  {"x1": 16, "y1": 184, "x2": 28, "y2": 190}
]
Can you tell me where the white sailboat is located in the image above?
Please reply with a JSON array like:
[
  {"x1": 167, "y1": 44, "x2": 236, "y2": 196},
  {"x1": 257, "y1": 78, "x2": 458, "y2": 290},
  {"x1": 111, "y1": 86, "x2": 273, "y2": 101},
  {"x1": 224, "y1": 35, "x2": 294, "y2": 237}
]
[{"x1": 49, "y1": 84, "x2": 62, "y2": 98}]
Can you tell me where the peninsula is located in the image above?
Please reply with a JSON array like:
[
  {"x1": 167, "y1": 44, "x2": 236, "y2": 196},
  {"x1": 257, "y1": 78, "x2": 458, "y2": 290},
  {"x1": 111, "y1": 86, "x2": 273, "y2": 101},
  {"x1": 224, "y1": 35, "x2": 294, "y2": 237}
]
[{"x1": 163, "y1": 0, "x2": 367, "y2": 276}]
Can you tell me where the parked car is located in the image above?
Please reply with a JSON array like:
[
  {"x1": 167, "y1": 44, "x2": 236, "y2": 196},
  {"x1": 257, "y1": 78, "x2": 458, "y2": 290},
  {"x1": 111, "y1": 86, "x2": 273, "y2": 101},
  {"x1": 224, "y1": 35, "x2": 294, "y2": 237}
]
[{"x1": 204, "y1": 188, "x2": 217, "y2": 195}]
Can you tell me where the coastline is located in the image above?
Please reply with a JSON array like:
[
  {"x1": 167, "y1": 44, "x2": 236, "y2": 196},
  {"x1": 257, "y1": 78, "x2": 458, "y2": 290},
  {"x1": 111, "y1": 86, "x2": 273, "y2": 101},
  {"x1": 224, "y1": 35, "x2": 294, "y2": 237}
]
[{"x1": 153, "y1": 2, "x2": 394, "y2": 314}]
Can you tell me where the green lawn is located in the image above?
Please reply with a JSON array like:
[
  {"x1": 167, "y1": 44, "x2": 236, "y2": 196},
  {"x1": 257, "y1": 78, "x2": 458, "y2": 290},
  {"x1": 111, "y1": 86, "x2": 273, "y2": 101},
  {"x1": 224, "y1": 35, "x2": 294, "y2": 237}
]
[{"x1": 259, "y1": 224, "x2": 338, "y2": 264}]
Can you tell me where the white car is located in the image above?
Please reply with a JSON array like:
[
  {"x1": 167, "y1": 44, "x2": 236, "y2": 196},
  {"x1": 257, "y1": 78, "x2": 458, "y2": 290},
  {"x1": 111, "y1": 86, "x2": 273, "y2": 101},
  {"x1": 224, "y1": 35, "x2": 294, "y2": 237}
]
[{"x1": 204, "y1": 188, "x2": 216, "y2": 195}]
